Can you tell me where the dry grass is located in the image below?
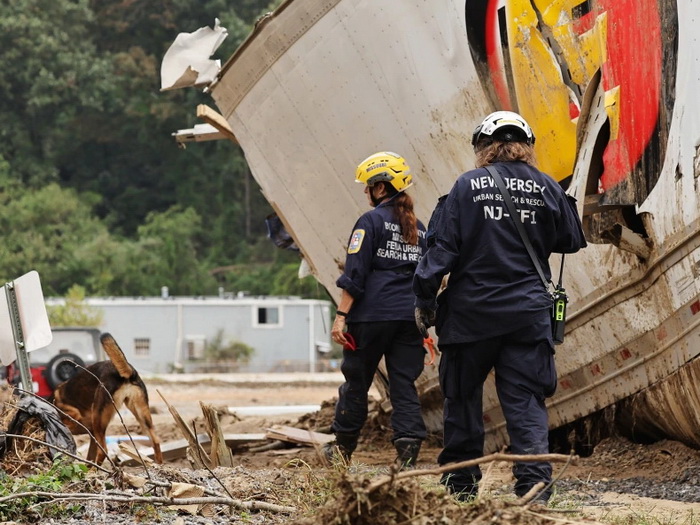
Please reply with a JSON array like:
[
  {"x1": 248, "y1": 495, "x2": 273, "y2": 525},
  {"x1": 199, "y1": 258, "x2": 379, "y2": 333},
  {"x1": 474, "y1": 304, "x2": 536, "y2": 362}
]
[{"x1": 0, "y1": 394, "x2": 54, "y2": 475}]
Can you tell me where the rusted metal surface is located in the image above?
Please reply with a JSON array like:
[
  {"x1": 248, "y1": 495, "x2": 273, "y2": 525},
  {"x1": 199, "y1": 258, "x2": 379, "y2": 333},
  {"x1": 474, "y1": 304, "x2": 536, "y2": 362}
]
[{"x1": 205, "y1": 0, "x2": 700, "y2": 450}]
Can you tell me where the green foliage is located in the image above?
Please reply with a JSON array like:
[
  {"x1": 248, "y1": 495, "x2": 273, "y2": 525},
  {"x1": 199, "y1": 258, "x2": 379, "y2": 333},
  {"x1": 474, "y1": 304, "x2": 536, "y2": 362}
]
[
  {"x1": 0, "y1": 183, "x2": 108, "y2": 294},
  {"x1": 0, "y1": 0, "x2": 325, "y2": 300},
  {"x1": 47, "y1": 285, "x2": 104, "y2": 327},
  {"x1": 0, "y1": 458, "x2": 87, "y2": 521},
  {"x1": 133, "y1": 205, "x2": 218, "y2": 295},
  {"x1": 0, "y1": 0, "x2": 115, "y2": 186},
  {"x1": 217, "y1": 259, "x2": 331, "y2": 300},
  {"x1": 50, "y1": 460, "x2": 89, "y2": 483},
  {"x1": 205, "y1": 328, "x2": 255, "y2": 363}
]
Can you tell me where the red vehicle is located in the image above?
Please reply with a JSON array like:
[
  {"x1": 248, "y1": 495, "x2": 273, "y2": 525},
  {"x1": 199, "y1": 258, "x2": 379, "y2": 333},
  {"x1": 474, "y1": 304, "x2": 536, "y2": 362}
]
[{"x1": 4, "y1": 327, "x2": 103, "y2": 398}]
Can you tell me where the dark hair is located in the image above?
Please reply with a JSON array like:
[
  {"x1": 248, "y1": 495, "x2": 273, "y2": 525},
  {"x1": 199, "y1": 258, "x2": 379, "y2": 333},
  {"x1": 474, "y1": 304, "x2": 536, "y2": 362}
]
[{"x1": 475, "y1": 140, "x2": 537, "y2": 167}]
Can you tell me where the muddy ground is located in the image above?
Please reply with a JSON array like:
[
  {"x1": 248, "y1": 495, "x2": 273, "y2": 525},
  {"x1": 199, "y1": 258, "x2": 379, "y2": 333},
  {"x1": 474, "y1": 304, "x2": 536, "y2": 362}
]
[{"x1": 2, "y1": 375, "x2": 700, "y2": 524}]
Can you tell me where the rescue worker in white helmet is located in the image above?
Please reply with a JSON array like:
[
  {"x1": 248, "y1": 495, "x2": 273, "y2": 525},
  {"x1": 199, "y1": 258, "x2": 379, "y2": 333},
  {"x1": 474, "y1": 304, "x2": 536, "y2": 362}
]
[
  {"x1": 413, "y1": 111, "x2": 587, "y2": 501},
  {"x1": 325, "y1": 151, "x2": 428, "y2": 468}
]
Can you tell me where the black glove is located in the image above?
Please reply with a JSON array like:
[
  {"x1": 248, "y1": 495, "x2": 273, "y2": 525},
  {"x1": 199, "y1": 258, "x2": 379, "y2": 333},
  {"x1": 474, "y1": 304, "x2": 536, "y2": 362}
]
[{"x1": 414, "y1": 307, "x2": 436, "y2": 337}]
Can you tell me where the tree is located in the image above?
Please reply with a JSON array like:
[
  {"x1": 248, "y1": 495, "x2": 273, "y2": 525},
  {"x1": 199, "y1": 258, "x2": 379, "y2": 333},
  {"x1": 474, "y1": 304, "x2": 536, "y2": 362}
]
[
  {"x1": 133, "y1": 205, "x2": 218, "y2": 295},
  {"x1": 47, "y1": 285, "x2": 104, "y2": 327},
  {"x1": 0, "y1": 0, "x2": 115, "y2": 186},
  {"x1": 0, "y1": 183, "x2": 109, "y2": 294},
  {"x1": 0, "y1": 0, "x2": 325, "y2": 300}
]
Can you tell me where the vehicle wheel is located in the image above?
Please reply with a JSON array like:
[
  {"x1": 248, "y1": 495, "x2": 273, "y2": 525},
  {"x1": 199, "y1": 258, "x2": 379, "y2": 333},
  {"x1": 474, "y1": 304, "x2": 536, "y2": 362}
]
[{"x1": 45, "y1": 353, "x2": 85, "y2": 390}]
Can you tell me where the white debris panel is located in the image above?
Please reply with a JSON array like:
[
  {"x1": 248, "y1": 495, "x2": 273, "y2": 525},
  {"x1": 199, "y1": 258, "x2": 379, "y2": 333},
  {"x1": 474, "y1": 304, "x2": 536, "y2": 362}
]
[{"x1": 160, "y1": 18, "x2": 228, "y2": 91}]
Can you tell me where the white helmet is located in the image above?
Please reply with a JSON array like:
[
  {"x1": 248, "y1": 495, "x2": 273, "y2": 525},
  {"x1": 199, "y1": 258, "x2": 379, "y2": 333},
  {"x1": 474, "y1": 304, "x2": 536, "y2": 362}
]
[{"x1": 471, "y1": 111, "x2": 535, "y2": 146}]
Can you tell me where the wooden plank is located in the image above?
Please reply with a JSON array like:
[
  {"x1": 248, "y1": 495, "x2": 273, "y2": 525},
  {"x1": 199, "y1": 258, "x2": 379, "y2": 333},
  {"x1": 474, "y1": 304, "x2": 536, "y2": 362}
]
[
  {"x1": 116, "y1": 433, "x2": 267, "y2": 466},
  {"x1": 270, "y1": 448, "x2": 305, "y2": 456},
  {"x1": 118, "y1": 442, "x2": 155, "y2": 466},
  {"x1": 265, "y1": 425, "x2": 334, "y2": 446},
  {"x1": 118, "y1": 434, "x2": 209, "y2": 465},
  {"x1": 196, "y1": 104, "x2": 238, "y2": 143},
  {"x1": 224, "y1": 433, "x2": 268, "y2": 445},
  {"x1": 174, "y1": 123, "x2": 227, "y2": 144}
]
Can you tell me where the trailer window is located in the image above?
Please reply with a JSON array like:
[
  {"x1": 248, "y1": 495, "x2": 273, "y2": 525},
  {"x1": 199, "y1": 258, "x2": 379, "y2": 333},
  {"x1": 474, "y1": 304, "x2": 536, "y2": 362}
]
[
  {"x1": 254, "y1": 306, "x2": 282, "y2": 327},
  {"x1": 186, "y1": 336, "x2": 206, "y2": 360},
  {"x1": 134, "y1": 338, "x2": 150, "y2": 357}
]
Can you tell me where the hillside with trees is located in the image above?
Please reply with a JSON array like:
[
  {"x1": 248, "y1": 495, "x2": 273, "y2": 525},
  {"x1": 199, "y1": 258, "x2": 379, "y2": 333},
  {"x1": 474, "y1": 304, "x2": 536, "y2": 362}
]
[{"x1": 0, "y1": 0, "x2": 328, "y2": 300}]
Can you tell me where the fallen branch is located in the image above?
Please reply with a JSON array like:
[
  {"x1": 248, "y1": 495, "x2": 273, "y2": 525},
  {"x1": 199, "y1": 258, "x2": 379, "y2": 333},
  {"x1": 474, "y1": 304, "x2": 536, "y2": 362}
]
[
  {"x1": 477, "y1": 445, "x2": 506, "y2": 501},
  {"x1": 367, "y1": 452, "x2": 579, "y2": 492},
  {"x1": 514, "y1": 482, "x2": 546, "y2": 505},
  {"x1": 522, "y1": 451, "x2": 578, "y2": 508},
  {"x1": 366, "y1": 452, "x2": 578, "y2": 493},
  {"x1": 132, "y1": 476, "x2": 226, "y2": 499},
  {"x1": 1, "y1": 491, "x2": 296, "y2": 514}
]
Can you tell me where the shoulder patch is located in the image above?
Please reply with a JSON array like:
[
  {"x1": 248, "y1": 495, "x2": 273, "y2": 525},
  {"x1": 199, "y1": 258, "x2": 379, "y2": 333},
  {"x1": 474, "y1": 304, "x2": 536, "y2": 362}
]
[{"x1": 347, "y1": 229, "x2": 366, "y2": 254}]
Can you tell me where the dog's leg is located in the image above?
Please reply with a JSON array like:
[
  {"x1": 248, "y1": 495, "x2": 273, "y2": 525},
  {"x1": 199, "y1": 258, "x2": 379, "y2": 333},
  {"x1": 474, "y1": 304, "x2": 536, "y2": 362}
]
[
  {"x1": 90, "y1": 405, "x2": 116, "y2": 465},
  {"x1": 126, "y1": 396, "x2": 163, "y2": 464},
  {"x1": 87, "y1": 436, "x2": 100, "y2": 464}
]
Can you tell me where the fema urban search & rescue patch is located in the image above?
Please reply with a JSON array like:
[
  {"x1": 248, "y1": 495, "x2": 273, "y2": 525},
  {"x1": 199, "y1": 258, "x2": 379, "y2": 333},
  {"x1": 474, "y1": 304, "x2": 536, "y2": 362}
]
[{"x1": 348, "y1": 229, "x2": 365, "y2": 253}]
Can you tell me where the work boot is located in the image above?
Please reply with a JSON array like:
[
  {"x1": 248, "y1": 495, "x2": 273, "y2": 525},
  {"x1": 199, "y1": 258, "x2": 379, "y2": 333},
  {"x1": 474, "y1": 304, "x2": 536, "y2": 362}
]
[
  {"x1": 393, "y1": 437, "x2": 422, "y2": 470},
  {"x1": 441, "y1": 472, "x2": 479, "y2": 502},
  {"x1": 322, "y1": 432, "x2": 359, "y2": 464},
  {"x1": 515, "y1": 482, "x2": 552, "y2": 504}
]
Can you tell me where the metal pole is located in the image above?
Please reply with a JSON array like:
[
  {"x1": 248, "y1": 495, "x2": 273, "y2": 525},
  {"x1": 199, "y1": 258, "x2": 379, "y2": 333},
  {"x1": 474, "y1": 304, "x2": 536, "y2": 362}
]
[
  {"x1": 308, "y1": 303, "x2": 315, "y2": 373},
  {"x1": 5, "y1": 281, "x2": 31, "y2": 393}
]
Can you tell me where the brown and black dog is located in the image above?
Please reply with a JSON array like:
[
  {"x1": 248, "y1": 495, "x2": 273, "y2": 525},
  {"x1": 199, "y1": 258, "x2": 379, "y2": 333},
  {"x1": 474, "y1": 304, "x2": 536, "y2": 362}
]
[{"x1": 50, "y1": 332, "x2": 163, "y2": 465}]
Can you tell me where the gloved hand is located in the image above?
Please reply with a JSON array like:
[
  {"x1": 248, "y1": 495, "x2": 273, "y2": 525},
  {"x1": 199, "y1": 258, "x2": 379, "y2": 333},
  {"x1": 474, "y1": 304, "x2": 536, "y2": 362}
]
[{"x1": 414, "y1": 307, "x2": 436, "y2": 337}]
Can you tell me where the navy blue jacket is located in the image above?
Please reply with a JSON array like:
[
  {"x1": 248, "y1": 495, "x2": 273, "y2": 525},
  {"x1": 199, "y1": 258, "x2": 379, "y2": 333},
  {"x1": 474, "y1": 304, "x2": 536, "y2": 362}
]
[
  {"x1": 337, "y1": 199, "x2": 427, "y2": 322},
  {"x1": 413, "y1": 161, "x2": 586, "y2": 343}
]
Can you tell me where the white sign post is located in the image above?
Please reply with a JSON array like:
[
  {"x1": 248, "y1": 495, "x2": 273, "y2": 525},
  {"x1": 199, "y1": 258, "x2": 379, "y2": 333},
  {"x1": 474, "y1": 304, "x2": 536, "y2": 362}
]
[{"x1": 0, "y1": 271, "x2": 53, "y2": 392}]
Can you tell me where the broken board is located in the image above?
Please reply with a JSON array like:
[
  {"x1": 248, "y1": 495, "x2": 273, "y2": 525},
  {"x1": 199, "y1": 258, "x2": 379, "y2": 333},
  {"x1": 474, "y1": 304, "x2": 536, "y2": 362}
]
[{"x1": 264, "y1": 425, "x2": 334, "y2": 446}]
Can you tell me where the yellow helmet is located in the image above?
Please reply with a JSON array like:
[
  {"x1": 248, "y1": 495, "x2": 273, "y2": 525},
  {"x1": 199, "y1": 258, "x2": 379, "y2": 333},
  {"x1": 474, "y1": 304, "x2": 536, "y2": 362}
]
[{"x1": 355, "y1": 151, "x2": 413, "y2": 192}]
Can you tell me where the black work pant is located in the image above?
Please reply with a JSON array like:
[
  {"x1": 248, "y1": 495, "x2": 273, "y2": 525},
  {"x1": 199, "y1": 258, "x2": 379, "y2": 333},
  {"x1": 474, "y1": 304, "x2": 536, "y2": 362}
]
[
  {"x1": 331, "y1": 320, "x2": 427, "y2": 441},
  {"x1": 438, "y1": 312, "x2": 556, "y2": 498}
]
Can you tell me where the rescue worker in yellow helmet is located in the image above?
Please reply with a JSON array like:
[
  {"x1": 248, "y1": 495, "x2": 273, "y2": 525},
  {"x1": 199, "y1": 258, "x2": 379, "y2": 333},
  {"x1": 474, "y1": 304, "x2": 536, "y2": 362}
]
[{"x1": 325, "y1": 151, "x2": 428, "y2": 468}]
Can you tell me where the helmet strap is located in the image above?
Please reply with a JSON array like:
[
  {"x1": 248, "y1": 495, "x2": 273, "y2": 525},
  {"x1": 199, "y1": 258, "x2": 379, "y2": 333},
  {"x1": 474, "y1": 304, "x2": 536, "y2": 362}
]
[
  {"x1": 369, "y1": 186, "x2": 383, "y2": 207},
  {"x1": 369, "y1": 182, "x2": 396, "y2": 207}
]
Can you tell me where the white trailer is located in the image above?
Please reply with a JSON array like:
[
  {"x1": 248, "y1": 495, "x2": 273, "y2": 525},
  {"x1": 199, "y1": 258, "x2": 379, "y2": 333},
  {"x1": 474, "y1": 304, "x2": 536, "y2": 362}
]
[{"x1": 165, "y1": 1, "x2": 700, "y2": 452}]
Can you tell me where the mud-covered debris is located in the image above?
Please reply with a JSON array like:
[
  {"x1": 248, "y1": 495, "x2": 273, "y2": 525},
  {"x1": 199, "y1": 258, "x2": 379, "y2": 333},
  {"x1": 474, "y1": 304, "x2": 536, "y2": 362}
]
[
  {"x1": 287, "y1": 470, "x2": 604, "y2": 525},
  {"x1": 297, "y1": 398, "x2": 336, "y2": 431},
  {"x1": 1, "y1": 395, "x2": 76, "y2": 459}
]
